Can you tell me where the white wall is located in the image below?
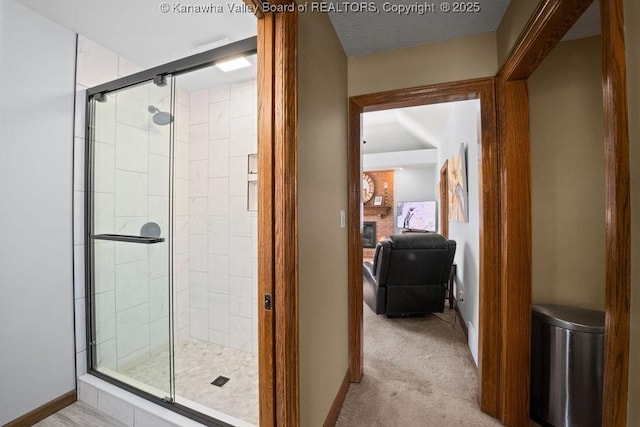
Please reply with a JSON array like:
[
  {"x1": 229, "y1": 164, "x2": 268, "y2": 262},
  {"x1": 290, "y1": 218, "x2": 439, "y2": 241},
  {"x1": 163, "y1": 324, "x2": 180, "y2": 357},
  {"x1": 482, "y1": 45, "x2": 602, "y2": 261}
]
[
  {"x1": 393, "y1": 167, "x2": 437, "y2": 234},
  {"x1": 437, "y1": 99, "x2": 481, "y2": 364},
  {"x1": 0, "y1": 1, "x2": 77, "y2": 423}
]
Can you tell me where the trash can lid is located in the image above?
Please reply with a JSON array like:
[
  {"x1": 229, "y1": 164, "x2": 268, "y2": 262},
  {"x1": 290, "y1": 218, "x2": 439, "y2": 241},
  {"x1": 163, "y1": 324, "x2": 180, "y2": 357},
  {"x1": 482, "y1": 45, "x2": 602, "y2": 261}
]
[{"x1": 532, "y1": 304, "x2": 605, "y2": 333}]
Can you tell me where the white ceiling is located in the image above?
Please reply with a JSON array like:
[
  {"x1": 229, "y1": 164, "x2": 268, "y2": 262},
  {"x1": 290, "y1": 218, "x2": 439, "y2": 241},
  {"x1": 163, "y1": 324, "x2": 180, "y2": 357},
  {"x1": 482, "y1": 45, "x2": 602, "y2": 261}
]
[
  {"x1": 15, "y1": 0, "x2": 257, "y2": 92},
  {"x1": 363, "y1": 103, "x2": 453, "y2": 154},
  {"x1": 16, "y1": 0, "x2": 256, "y2": 69}
]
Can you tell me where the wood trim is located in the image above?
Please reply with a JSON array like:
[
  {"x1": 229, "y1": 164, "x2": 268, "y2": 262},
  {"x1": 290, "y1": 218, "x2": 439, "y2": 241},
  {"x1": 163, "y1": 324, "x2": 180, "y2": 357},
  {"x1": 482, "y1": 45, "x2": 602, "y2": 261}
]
[
  {"x1": 499, "y1": 0, "x2": 594, "y2": 81},
  {"x1": 5, "y1": 390, "x2": 76, "y2": 427},
  {"x1": 348, "y1": 78, "x2": 501, "y2": 415},
  {"x1": 273, "y1": 8, "x2": 299, "y2": 426},
  {"x1": 476, "y1": 77, "x2": 501, "y2": 417},
  {"x1": 322, "y1": 370, "x2": 351, "y2": 427},
  {"x1": 439, "y1": 161, "x2": 449, "y2": 238},
  {"x1": 600, "y1": 0, "x2": 631, "y2": 425},
  {"x1": 257, "y1": 11, "x2": 276, "y2": 427},
  {"x1": 496, "y1": 79, "x2": 531, "y2": 426},
  {"x1": 241, "y1": 0, "x2": 265, "y2": 18},
  {"x1": 351, "y1": 79, "x2": 496, "y2": 112},
  {"x1": 347, "y1": 98, "x2": 363, "y2": 382},
  {"x1": 245, "y1": 0, "x2": 296, "y2": 16}
]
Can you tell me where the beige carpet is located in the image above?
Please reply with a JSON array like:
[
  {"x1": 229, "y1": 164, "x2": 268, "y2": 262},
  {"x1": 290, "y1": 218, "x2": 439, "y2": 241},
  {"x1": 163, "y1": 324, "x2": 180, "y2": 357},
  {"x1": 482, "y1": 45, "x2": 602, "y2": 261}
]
[{"x1": 335, "y1": 305, "x2": 503, "y2": 427}]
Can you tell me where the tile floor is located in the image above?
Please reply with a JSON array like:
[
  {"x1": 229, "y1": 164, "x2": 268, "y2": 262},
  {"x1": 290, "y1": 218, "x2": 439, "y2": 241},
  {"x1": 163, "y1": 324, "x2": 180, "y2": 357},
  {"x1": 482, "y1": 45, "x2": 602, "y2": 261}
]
[
  {"x1": 121, "y1": 338, "x2": 258, "y2": 425},
  {"x1": 34, "y1": 401, "x2": 126, "y2": 427}
]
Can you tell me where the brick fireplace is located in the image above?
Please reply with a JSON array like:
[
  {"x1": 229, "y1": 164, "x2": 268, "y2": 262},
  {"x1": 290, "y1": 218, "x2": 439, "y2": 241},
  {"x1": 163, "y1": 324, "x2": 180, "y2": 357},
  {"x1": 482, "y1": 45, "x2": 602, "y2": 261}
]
[{"x1": 363, "y1": 170, "x2": 394, "y2": 260}]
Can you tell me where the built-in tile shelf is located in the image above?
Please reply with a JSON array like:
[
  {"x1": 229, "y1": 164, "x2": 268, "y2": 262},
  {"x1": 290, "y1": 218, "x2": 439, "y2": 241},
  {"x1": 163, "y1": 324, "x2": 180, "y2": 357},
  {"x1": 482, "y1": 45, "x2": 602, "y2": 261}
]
[{"x1": 363, "y1": 206, "x2": 391, "y2": 218}]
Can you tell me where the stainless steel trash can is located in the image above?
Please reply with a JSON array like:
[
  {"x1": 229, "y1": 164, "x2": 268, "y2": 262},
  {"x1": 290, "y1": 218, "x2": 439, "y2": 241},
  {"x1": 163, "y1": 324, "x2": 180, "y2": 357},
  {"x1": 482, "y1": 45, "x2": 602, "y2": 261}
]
[{"x1": 530, "y1": 304, "x2": 605, "y2": 427}]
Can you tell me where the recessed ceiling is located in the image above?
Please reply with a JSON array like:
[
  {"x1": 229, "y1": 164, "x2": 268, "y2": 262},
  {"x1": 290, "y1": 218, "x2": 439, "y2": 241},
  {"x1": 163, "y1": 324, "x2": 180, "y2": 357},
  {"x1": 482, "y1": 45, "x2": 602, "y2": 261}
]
[
  {"x1": 363, "y1": 102, "x2": 455, "y2": 154},
  {"x1": 328, "y1": 0, "x2": 510, "y2": 57}
]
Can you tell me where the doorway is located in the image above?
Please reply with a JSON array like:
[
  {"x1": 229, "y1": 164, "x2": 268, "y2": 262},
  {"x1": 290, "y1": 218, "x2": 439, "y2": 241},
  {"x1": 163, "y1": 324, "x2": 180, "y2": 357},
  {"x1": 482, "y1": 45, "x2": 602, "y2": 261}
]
[
  {"x1": 341, "y1": 97, "x2": 493, "y2": 424},
  {"x1": 347, "y1": 78, "x2": 500, "y2": 412}
]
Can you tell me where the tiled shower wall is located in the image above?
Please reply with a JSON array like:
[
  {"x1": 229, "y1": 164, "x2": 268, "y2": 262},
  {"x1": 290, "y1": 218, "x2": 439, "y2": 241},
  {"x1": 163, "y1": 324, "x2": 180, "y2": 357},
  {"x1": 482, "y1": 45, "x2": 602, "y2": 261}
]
[
  {"x1": 90, "y1": 80, "x2": 193, "y2": 371},
  {"x1": 185, "y1": 81, "x2": 258, "y2": 353},
  {"x1": 74, "y1": 36, "x2": 192, "y2": 375},
  {"x1": 174, "y1": 88, "x2": 192, "y2": 344},
  {"x1": 74, "y1": 35, "x2": 258, "y2": 383},
  {"x1": 75, "y1": 35, "x2": 142, "y2": 377}
]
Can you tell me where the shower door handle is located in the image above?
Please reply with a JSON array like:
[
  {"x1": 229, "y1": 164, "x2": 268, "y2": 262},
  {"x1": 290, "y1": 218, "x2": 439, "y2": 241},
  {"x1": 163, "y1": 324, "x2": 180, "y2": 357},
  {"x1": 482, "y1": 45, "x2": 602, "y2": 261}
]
[{"x1": 92, "y1": 234, "x2": 165, "y2": 244}]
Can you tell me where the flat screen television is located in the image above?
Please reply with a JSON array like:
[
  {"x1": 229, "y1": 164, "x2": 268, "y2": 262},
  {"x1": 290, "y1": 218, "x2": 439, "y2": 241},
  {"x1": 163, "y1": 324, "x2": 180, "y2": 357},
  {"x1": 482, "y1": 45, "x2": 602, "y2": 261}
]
[{"x1": 396, "y1": 201, "x2": 437, "y2": 232}]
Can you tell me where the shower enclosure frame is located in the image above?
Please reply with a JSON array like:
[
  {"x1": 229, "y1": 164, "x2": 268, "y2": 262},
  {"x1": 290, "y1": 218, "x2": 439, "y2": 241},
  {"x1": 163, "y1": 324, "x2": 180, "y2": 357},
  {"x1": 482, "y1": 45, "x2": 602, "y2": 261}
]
[{"x1": 84, "y1": 37, "x2": 259, "y2": 426}]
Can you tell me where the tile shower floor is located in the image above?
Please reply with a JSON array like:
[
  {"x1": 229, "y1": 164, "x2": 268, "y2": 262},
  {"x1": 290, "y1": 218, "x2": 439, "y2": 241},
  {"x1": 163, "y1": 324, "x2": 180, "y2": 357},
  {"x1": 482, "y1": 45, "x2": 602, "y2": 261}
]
[{"x1": 122, "y1": 338, "x2": 258, "y2": 425}]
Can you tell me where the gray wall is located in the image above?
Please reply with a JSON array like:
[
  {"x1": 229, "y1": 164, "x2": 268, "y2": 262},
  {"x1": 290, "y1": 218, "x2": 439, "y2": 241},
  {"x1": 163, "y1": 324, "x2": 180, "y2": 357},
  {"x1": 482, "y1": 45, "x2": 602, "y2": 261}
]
[
  {"x1": 393, "y1": 167, "x2": 436, "y2": 234},
  {"x1": 0, "y1": 0, "x2": 77, "y2": 423},
  {"x1": 437, "y1": 100, "x2": 481, "y2": 364}
]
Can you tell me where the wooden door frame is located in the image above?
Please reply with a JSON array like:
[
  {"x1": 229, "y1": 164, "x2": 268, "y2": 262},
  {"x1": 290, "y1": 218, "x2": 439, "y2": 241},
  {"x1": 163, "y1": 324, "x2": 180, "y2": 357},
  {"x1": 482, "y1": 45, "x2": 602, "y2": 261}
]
[
  {"x1": 250, "y1": 2, "x2": 299, "y2": 426},
  {"x1": 496, "y1": 0, "x2": 630, "y2": 425},
  {"x1": 347, "y1": 78, "x2": 501, "y2": 413}
]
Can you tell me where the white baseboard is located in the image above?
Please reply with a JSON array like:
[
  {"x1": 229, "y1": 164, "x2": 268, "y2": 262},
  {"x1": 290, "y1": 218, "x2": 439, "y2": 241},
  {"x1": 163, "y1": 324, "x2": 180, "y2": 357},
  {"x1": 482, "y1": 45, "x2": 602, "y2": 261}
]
[{"x1": 467, "y1": 321, "x2": 479, "y2": 367}]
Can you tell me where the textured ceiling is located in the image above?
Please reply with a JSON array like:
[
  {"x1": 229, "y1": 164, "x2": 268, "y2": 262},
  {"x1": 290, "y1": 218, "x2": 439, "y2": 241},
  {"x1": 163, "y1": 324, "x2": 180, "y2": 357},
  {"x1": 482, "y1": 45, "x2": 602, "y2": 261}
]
[{"x1": 328, "y1": 0, "x2": 510, "y2": 57}]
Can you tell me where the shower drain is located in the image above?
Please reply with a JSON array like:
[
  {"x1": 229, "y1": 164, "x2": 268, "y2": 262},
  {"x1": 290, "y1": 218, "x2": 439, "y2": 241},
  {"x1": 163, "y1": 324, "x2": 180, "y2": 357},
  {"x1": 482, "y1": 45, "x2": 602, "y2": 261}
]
[{"x1": 211, "y1": 376, "x2": 230, "y2": 387}]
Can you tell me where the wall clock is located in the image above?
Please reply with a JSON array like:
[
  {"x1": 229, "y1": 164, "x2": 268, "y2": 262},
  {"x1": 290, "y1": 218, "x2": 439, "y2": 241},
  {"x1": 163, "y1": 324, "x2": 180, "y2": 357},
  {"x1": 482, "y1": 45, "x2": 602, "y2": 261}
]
[{"x1": 362, "y1": 173, "x2": 375, "y2": 203}]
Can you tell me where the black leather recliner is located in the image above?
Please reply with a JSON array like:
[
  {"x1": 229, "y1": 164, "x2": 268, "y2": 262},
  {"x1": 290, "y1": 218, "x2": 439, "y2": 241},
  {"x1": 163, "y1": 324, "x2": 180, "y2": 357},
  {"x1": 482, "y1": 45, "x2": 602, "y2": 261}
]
[{"x1": 363, "y1": 233, "x2": 456, "y2": 317}]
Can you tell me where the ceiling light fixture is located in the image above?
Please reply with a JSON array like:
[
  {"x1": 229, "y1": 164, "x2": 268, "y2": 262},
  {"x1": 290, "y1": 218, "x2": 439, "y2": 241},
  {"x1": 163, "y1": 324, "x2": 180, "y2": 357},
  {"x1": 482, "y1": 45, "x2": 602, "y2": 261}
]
[{"x1": 215, "y1": 57, "x2": 251, "y2": 72}]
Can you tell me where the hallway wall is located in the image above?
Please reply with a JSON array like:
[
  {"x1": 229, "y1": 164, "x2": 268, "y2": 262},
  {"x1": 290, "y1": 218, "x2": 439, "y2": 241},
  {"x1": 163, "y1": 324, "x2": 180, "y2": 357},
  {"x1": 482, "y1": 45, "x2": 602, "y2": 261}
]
[
  {"x1": 529, "y1": 36, "x2": 605, "y2": 310},
  {"x1": 298, "y1": 10, "x2": 349, "y2": 426},
  {"x1": 0, "y1": 1, "x2": 76, "y2": 423},
  {"x1": 496, "y1": 0, "x2": 540, "y2": 65},
  {"x1": 348, "y1": 32, "x2": 498, "y2": 96}
]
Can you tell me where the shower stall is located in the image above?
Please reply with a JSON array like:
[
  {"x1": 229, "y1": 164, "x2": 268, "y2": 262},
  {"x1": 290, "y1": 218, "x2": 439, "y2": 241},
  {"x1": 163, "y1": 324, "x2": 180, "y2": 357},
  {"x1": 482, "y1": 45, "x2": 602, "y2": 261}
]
[{"x1": 84, "y1": 37, "x2": 260, "y2": 426}]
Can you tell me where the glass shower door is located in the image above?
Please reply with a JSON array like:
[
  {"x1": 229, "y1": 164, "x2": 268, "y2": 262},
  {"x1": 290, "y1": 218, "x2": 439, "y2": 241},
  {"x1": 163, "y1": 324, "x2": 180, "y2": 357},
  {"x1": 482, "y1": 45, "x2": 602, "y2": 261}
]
[{"x1": 88, "y1": 76, "x2": 175, "y2": 401}]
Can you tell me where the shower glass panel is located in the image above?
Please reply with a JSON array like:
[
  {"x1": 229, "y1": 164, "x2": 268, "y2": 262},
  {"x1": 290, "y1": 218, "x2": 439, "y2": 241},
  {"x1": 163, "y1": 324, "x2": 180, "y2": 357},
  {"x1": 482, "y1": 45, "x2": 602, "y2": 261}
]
[{"x1": 88, "y1": 76, "x2": 175, "y2": 401}]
